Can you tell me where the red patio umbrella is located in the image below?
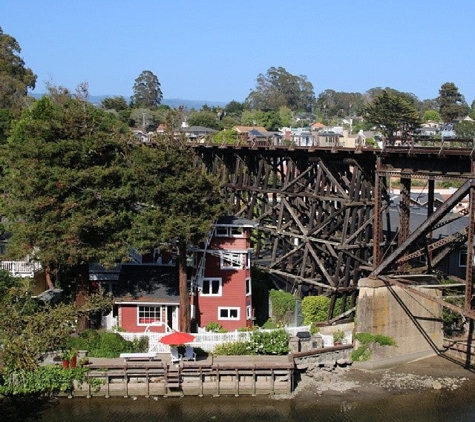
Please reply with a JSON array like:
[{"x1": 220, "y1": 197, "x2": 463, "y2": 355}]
[{"x1": 159, "y1": 331, "x2": 195, "y2": 345}]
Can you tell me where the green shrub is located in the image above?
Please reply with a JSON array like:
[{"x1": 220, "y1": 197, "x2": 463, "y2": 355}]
[
  {"x1": 351, "y1": 332, "x2": 396, "y2": 362},
  {"x1": 302, "y1": 296, "x2": 331, "y2": 324},
  {"x1": 0, "y1": 365, "x2": 92, "y2": 396},
  {"x1": 269, "y1": 289, "x2": 295, "y2": 325},
  {"x1": 247, "y1": 329, "x2": 290, "y2": 355},
  {"x1": 261, "y1": 319, "x2": 278, "y2": 329},
  {"x1": 213, "y1": 341, "x2": 252, "y2": 356},
  {"x1": 205, "y1": 322, "x2": 227, "y2": 333},
  {"x1": 67, "y1": 330, "x2": 146, "y2": 358}
]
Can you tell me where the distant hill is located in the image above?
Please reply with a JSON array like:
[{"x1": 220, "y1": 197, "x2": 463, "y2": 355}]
[{"x1": 30, "y1": 93, "x2": 227, "y2": 109}]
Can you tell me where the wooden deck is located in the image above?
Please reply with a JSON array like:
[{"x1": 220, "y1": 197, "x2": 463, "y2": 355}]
[{"x1": 73, "y1": 354, "x2": 294, "y2": 398}]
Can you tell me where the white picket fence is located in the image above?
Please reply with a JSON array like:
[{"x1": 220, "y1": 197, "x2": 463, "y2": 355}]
[{"x1": 119, "y1": 325, "x2": 312, "y2": 353}]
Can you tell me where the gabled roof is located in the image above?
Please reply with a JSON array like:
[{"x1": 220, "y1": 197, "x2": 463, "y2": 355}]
[{"x1": 113, "y1": 265, "x2": 179, "y2": 304}]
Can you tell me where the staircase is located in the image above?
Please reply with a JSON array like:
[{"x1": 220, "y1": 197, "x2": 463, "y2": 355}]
[{"x1": 165, "y1": 365, "x2": 183, "y2": 397}]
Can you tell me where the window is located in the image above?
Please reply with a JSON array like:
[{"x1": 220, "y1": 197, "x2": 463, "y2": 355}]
[
  {"x1": 246, "y1": 251, "x2": 251, "y2": 269},
  {"x1": 459, "y1": 250, "x2": 467, "y2": 267},
  {"x1": 215, "y1": 226, "x2": 245, "y2": 237},
  {"x1": 138, "y1": 306, "x2": 163, "y2": 325},
  {"x1": 218, "y1": 307, "x2": 240, "y2": 320},
  {"x1": 246, "y1": 305, "x2": 252, "y2": 319},
  {"x1": 201, "y1": 278, "x2": 222, "y2": 296},
  {"x1": 246, "y1": 277, "x2": 252, "y2": 296},
  {"x1": 215, "y1": 226, "x2": 228, "y2": 237},
  {"x1": 221, "y1": 252, "x2": 242, "y2": 269},
  {"x1": 231, "y1": 226, "x2": 243, "y2": 236}
]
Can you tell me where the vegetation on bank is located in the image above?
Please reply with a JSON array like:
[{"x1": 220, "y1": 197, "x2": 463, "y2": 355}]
[{"x1": 351, "y1": 332, "x2": 396, "y2": 362}]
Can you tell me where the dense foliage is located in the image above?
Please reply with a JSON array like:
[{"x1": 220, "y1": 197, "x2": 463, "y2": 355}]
[
  {"x1": 246, "y1": 66, "x2": 315, "y2": 112},
  {"x1": 269, "y1": 289, "x2": 295, "y2": 325},
  {"x1": 364, "y1": 89, "x2": 422, "y2": 140},
  {"x1": 213, "y1": 329, "x2": 290, "y2": 356},
  {"x1": 131, "y1": 70, "x2": 163, "y2": 109},
  {"x1": 437, "y1": 82, "x2": 469, "y2": 123},
  {"x1": 67, "y1": 329, "x2": 148, "y2": 358},
  {"x1": 302, "y1": 295, "x2": 331, "y2": 324}
]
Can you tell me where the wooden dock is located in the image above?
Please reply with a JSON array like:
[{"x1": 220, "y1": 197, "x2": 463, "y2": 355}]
[{"x1": 71, "y1": 354, "x2": 295, "y2": 398}]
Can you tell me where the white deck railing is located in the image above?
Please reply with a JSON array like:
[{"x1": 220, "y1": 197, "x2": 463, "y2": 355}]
[
  {"x1": 118, "y1": 325, "x2": 312, "y2": 353},
  {"x1": 0, "y1": 260, "x2": 42, "y2": 278}
]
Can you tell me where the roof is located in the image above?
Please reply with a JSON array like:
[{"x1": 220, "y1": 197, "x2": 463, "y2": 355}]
[
  {"x1": 216, "y1": 215, "x2": 258, "y2": 228},
  {"x1": 113, "y1": 265, "x2": 179, "y2": 303},
  {"x1": 234, "y1": 126, "x2": 269, "y2": 136}
]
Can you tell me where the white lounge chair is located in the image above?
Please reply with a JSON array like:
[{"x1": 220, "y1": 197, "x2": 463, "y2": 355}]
[
  {"x1": 170, "y1": 347, "x2": 182, "y2": 364},
  {"x1": 184, "y1": 345, "x2": 196, "y2": 361}
]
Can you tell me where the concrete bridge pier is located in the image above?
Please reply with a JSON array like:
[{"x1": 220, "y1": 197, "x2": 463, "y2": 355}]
[{"x1": 355, "y1": 277, "x2": 443, "y2": 369}]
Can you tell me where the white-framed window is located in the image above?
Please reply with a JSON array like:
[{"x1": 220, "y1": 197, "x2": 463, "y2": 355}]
[
  {"x1": 231, "y1": 226, "x2": 243, "y2": 236},
  {"x1": 218, "y1": 307, "x2": 240, "y2": 320},
  {"x1": 459, "y1": 250, "x2": 467, "y2": 267},
  {"x1": 214, "y1": 226, "x2": 245, "y2": 237},
  {"x1": 246, "y1": 277, "x2": 252, "y2": 296},
  {"x1": 215, "y1": 226, "x2": 228, "y2": 237},
  {"x1": 138, "y1": 305, "x2": 163, "y2": 325},
  {"x1": 201, "y1": 278, "x2": 222, "y2": 296},
  {"x1": 246, "y1": 305, "x2": 252, "y2": 319},
  {"x1": 221, "y1": 252, "x2": 242, "y2": 269},
  {"x1": 246, "y1": 251, "x2": 251, "y2": 269}
]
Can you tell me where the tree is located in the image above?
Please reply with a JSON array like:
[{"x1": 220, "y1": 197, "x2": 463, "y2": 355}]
[
  {"x1": 437, "y1": 82, "x2": 469, "y2": 123},
  {"x1": 187, "y1": 110, "x2": 222, "y2": 129},
  {"x1": 1, "y1": 87, "x2": 135, "y2": 329},
  {"x1": 0, "y1": 27, "x2": 37, "y2": 110},
  {"x1": 131, "y1": 70, "x2": 163, "y2": 109},
  {"x1": 454, "y1": 120, "x2": 475, "y2": 139},
  {"x1": 422, "y1": 110, "x2": 440, "y2": 123},
  {"x1": 364, "y1": 90, "x2": 422, "y2": 141},
  {"x1": 246, "y1": 66, "x2": 315, "y2": 112},
  {"x1": 129, "y1": 127, "x2": 229, "y2": 332},
  {"x1": 0, "y1": 280, "x2": 112, "y2": 372},
  {"x1": 101, "y1": 95, "x2": 128, "y2": 111}
]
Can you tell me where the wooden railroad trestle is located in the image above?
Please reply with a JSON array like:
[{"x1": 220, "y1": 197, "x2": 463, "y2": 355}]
[{"x1": 193, "y1": 143, "x2": 475, "y2": 322}]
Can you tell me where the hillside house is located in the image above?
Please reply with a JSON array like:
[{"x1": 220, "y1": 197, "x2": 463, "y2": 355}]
[
  {"x1": 190, "y1": 216, "x2": 258, "y2": 331},
  {"x1": 99, "y1": 216, "x2": 258, "y2": 333}
]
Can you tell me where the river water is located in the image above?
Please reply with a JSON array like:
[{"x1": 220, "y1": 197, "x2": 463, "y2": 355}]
[{"x1": 3, "y1": 382, "x2": 475, "y2": 422}]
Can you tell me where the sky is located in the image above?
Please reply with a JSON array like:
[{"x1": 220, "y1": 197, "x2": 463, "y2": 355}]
[{"x1": 2, "y1": 0, "x2": 475, "y2": 104}]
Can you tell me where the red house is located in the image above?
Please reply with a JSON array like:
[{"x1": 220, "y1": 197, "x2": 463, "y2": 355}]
[
  {"x1": 102, "y1": 216, "x2": 257, "y2": 333},
  {"x1": 190, "y1": 216, "x2": 258, "y2": 331}
]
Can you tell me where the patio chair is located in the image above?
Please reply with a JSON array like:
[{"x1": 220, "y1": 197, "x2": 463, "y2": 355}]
[
  {"x1": 184, "y1": 345, "x2": 196, "y2": 361},
  {"x1": 170, "y1": 347, "x2": 182, "y2": 364}
]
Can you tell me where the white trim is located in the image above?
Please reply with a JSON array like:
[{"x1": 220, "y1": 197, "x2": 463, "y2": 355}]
[
  {"x1": 200, "y1": 277, "x2": 222, "y2": 296},
  {"x1": 218, "y1": 307, "x2": 240, "y2": 320},
  {"x1": 137, "y1": 305, "x2": 164, "y2": 326},
  {"x1": 246, "y1": 277, "x2": 252, "y2": 296},
  {"x1": 220, "y1": 252, "x2": 242, "y2": 269}
]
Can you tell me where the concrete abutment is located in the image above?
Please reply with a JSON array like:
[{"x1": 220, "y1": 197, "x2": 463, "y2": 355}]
[{"x1": 355, "y1": 277, "x2": 443, "y2": 369}]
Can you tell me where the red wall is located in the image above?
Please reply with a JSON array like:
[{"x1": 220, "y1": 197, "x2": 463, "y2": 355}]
[{"x1": 119, "y1": 304, "x2": 168, "y2": 333}]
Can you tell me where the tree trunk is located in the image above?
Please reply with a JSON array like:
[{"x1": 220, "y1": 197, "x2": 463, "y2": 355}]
[
  {"x1": 75, "y1": 263, "x2": 90, "y2": 332},
  {"x1": 178, "y1": 242, "x2": 190, "y2": 332},
  {"x1": 45, "y1": 264, "x2": 55, "y2": 290}
]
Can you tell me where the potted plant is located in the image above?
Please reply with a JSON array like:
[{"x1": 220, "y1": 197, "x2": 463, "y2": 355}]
[
  {"x1": 333, "y1": 329, "x2": 345, "y2": 345},
  {"x1": 68, "y1": 349, "x2": 78, "y2": 368},
  {"x1": 60, "y1": 351, "x2": 70, "y2": 369}
]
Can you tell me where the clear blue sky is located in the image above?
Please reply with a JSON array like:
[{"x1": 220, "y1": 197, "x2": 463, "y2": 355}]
[{"x1": 2, "y1": 0, "x2": 475, "y2": 104}]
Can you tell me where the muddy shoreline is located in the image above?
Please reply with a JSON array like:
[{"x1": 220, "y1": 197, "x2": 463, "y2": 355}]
[{"x1": 284, "y1": 354, "x2": 475, "y2": 402}]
